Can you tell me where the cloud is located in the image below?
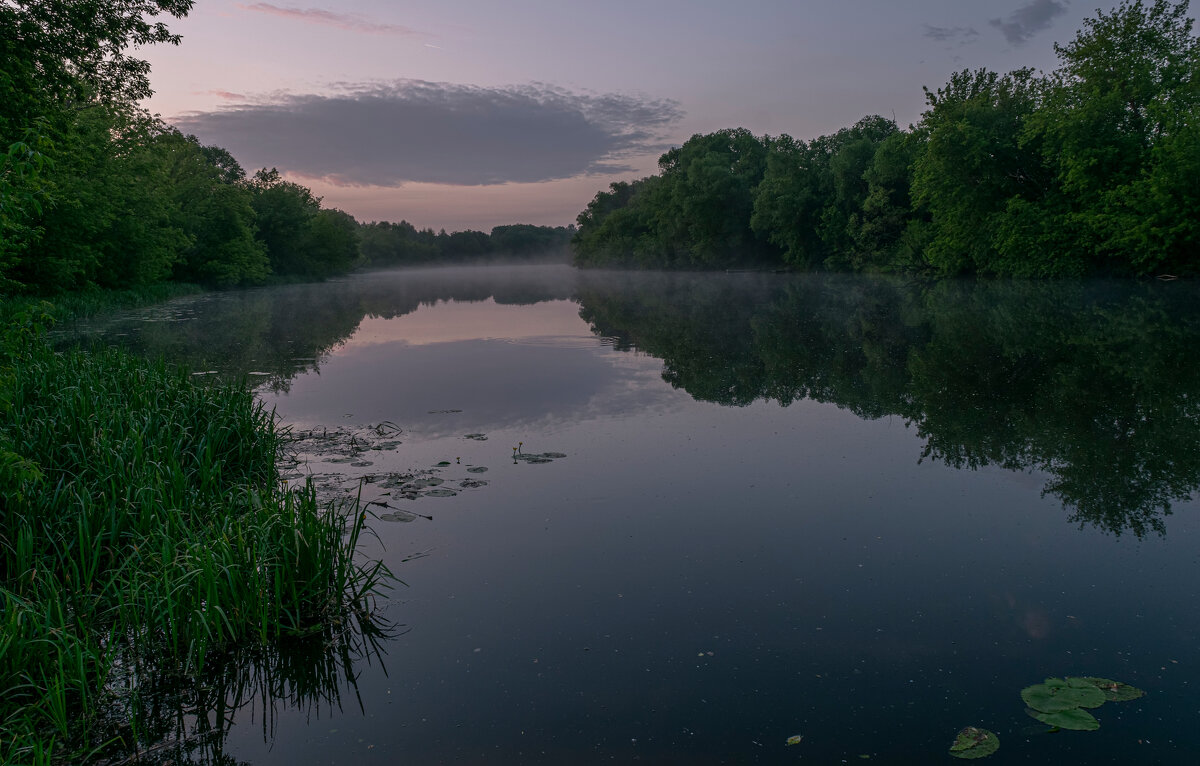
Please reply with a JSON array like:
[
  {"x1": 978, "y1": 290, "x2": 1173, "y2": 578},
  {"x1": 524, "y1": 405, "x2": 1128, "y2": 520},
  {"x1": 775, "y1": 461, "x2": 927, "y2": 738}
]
[
  {"x1": 922, "y1": 24, "x2": 979, "y2": 44},
  {"x1": 989, "y1": 0, "x2": 1069, "y2": 46},
  {"x1": 173, "y1": 81, "x2": 683, "y2": 187},
  {"x1": 237, "y1": 3, "x2": 421, "y2": 36}
]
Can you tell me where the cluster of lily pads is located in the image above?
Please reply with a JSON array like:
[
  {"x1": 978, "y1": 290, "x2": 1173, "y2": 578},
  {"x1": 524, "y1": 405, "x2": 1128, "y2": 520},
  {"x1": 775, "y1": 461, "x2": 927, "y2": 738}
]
[
  {"x1": 949, "y1": 676, "x2": 1145, "y2": 759},
  {"x1": 1021, "y1": 676, "x2": 1144, "y2": 731}
]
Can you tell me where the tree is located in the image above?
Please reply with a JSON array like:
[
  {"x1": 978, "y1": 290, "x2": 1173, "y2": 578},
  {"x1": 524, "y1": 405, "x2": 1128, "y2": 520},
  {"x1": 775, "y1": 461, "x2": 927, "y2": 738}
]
[
  {"x1": 248, "y1": 168, "x2": 322, "y2": 277},
  {"x1": 910, "y1": 67, "x2": 1050, "y2": 275},
  {"x1": 1031, "y1": 0, "x2": 1200, "y2": 274}
]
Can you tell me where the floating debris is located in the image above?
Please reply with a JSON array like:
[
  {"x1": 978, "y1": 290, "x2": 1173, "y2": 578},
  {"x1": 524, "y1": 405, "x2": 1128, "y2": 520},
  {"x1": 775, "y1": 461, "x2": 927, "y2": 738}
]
[
  {"x1": 785, "y1": 734, "x2": 803, "y2": 747},
  {"x1": 428, "y1": 409, "x2": 463, "y2": 414},
  {"x1": 464, "y1": 433, "x2": 489, "y2": 441},
  {"x1": 949, "y1": 726, "x2": 999, "y2": 759}
]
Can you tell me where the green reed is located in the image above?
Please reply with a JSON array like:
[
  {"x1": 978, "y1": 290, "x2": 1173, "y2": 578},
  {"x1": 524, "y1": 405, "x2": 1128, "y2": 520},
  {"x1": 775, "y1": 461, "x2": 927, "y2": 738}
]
[{"x1": 0, "y1": 309, "x2": 391, "y2": 764}]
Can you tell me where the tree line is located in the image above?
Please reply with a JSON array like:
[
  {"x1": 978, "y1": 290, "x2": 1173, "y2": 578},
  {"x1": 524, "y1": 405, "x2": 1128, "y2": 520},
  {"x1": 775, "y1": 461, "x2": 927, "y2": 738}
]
[
  {"x1": 573, "y1": 0, "x2": 1200, "y2": 277},
  {"x1": 0, "y1": 1, "x2": 568, "y2": 296}
]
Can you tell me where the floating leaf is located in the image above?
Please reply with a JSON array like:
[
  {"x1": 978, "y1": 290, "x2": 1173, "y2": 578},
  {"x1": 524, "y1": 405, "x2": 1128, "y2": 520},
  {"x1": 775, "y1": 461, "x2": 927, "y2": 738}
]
[
  {"x1": 1026, "y1": 707, "x2": 1100, "y2": 731},
  {"x1": 463, "y1": 433, "x2": 489, "y2": 441},
  {"x1": 379, "y1": 511, "x2": 418, "y2": 523},
  {"x1": 467, "y1": 466, "x2": 488, "y2": 473},
  {"x1": 1021, "y1": 678, "x2": 1105, "y2": 712},
  {"x1": 949, "y1": 727, "x2": 999, "y2": 759},
  {"x1": 1070, "y1": 677, "x2": 1145, "y2": 702},
  {"x1": 785, "y1": 734, "x2": 803, "y2": 746},
  {"x1": 436, "y1": 461, "x2": 452, "y2": 466},
  {"x1": 408, "y1": 477, "x2": 443, "y2": 489},
  {"x1": 425, "y1": 489, "x2": 457, "y2": 497},
  {"x1": 541, "y1": 452, "x2": 567, "y2": 458}
]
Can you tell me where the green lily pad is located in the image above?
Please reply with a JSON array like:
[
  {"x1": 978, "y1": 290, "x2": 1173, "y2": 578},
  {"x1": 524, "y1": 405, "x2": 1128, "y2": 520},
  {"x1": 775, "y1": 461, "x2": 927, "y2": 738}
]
[
  {"x1": 949, "y1": 727, "x2": 999, "y2": 759},
  {"x1": 1021, "y1": 678, "x2": 1106, "y2": 712},
  {"x1": 1026, "y1": 707, "x2": 1100, "y2": 731},
  {"x1": 379, "y1": 511, "x2": 418, "y2": 523},
  {"x1": 436, "y1": 461, "x2": 452, "y2": 466},
  {"x1": 425, "y1": 488, "x2": 457, "y2": 497},
  {"x1": 1070, "y1": 677, "x2": 1145, "y2": 702},
  {"x1": 467, "y1": 466, "x2": 488, "y2": 473}
]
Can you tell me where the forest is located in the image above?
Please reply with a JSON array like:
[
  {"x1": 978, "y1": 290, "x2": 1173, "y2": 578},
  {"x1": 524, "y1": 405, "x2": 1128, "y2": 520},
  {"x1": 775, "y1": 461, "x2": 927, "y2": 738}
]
[
  {"x1": 0, "y1": 0, "x2": 569, "y2": 296},
  {"x1": 572, "y1": 0, "x2": 1200, "y2": 277}
]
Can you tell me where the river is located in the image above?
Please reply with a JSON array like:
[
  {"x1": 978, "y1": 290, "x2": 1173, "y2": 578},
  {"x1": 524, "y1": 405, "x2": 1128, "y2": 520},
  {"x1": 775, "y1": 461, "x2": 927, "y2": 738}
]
[{"x1": 66, "y1": 264, "x2": 1200, "y2": 764}]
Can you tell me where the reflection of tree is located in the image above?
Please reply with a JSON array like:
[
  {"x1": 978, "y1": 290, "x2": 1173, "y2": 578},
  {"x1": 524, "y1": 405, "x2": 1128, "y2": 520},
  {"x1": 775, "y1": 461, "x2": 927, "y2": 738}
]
[
  {"x1": 95, "y1": 616, "x2": 396, "y2": 766},
  {"x1": 577, "y1": 272, "x2": 1200, "y2": 537},
  {"x1": 64, "y1": 266, "x2": 581, "y2": 393}
]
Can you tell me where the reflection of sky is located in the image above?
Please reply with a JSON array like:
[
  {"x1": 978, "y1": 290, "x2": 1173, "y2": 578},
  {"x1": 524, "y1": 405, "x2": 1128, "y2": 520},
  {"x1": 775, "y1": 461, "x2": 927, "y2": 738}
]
[
  {"x1": 262, "y1": 298, "x2": 679, "y2": 437},
  {"x1": 341, "y1": 298, "x2": 590, "y2": 348}
]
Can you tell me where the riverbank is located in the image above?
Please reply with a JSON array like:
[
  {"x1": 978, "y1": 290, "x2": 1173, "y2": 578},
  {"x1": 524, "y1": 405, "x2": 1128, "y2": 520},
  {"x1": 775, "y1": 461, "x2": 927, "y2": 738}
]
[{"x1": 0, "y1": 306, "x2": 391, "y2": 764}]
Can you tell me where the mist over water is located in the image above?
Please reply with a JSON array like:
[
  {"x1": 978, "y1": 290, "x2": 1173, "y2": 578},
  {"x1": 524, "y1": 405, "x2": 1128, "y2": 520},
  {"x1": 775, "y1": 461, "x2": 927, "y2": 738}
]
[{"x1": 68, "y1": 265, "x2": 1200, "y2": 764}]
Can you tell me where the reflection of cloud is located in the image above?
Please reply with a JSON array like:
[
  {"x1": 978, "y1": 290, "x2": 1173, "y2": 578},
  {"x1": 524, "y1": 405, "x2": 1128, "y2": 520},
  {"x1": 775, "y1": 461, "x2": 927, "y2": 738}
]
[
  {"x1": 922, "y1": 24, "x2": 979, "y2": 44},
  {"x1": 237, "y1": 3, "x2": 421, "y2": 36},
  {"x1": 989, "y1": 0, "x2": 1068, "y2": 45},
  {"x1": 173, "y1": 81, "x2": 683, "y2": 187}
]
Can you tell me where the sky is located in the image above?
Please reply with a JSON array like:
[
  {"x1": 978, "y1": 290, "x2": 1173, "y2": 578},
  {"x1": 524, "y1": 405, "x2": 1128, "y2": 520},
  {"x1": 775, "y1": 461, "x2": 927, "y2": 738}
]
[{"x1": 138, "y1": 0, "x2": 1153, "y2": 232}]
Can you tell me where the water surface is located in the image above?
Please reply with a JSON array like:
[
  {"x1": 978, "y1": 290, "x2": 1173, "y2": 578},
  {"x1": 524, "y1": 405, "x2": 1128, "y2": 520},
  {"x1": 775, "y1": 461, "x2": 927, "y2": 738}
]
[{"x1": 70, "y1": 266, "x2": 1200, "y2": 764}]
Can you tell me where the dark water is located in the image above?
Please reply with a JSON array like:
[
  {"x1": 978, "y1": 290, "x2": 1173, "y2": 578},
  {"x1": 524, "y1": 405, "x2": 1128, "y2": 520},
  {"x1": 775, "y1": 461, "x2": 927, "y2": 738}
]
[{"x1": 68, "y1": 266, "x2": 1200, "y2": 764}]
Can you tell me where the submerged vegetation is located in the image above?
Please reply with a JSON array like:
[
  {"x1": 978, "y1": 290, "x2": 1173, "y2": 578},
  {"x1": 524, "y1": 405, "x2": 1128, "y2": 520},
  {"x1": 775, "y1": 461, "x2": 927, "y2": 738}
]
[
  {"x1": 0, "y1": 309, "x2": 391, "y2": 763},
  {"x1": 573, "y1": 0, "x2": 1200, "y2": 278}
]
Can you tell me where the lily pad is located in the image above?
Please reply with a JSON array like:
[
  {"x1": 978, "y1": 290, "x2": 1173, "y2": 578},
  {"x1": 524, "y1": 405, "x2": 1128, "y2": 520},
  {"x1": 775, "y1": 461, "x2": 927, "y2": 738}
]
[
  {"x1": 425, "y1": 488, "x2": 457, "y2": 497},
  {"x1": 408, "y1": 477, "x2": 444, "y2": 489},
  {"x1": 464, "y1": 433, "x2": 489, "y2": 441},
  {"x1": 459, "y1": 479, "x2": 488, "y2": 489},
  {"x1": 541, "y1": 452, "x2": 567, "y2": 459},
  {"x1": 467, "y1": 466, "x2": 488, "y2": 473},
  {"x1": 1071, "y1": 677, "x2": 1145, "y2": 702},
  {"x1": 1021, "y1": 678, "x2": 1106, "y2": 712},
  {"x1": 379, "y1": 510, "x2": 418, "y2": 523},
  {"x1": 1026, "y1": 707, "x2": 1100, "y2": 731},
  {"x1": 949, "y1": 727, "x2": 999, "y2": 759},
  {"x1": 436, "y1": 461, "x2": 452, "y2": 466}
]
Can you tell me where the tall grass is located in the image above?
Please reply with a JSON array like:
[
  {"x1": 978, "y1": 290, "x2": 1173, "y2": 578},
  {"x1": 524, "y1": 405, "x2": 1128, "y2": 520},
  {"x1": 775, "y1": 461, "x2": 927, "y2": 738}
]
[{"x1": 0, "y1": 307, "x2": 391, "y2": 764}]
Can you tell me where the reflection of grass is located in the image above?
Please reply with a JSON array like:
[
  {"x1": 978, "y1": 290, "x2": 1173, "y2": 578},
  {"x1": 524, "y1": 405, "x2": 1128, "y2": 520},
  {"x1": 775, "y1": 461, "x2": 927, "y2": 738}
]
[
  {"x1": 0, "y1": 309, "x2": 392, "y2": 765},
  {"x1": 0, "y1": 282, "x2": 204, "y2": 324}
]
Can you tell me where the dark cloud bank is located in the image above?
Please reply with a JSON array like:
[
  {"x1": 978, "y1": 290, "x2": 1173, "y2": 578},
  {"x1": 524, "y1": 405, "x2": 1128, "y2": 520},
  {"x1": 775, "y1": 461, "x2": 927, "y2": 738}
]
[
  {"x1": 990, "y1": 0, "x2": 1069, "y2": 46},
  {"x1": 174, "y1": 81, "x2": 683, "y2": 187}
]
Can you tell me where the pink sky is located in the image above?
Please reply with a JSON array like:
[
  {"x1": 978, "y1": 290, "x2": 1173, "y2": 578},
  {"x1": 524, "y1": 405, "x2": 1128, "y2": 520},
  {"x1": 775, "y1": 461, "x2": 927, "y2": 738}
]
[{"x1": 140, "y1": 0, "x2": 1147, "y2": 231}]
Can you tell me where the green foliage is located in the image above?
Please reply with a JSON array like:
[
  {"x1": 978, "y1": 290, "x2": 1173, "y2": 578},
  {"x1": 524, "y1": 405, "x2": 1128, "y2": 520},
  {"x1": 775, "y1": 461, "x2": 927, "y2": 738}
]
[
  {"x1": 574, "y1": 129, "x2": 779, "y2": 267},
  {"x1": 573, "y1": 2, "x2": 1200, "y2": 277},
  {"x1": 0, "y1": 326, "x2": 391, "y2": 762}
]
